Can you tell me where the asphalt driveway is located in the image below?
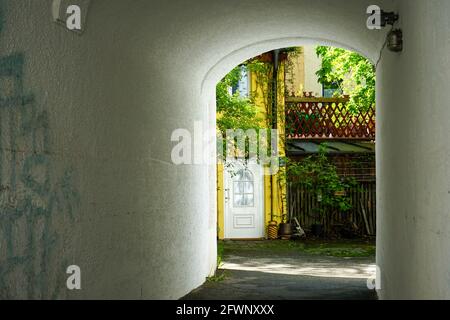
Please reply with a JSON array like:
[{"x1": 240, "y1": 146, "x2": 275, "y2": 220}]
[{"x1": 182, "y1": 240, "x2": 377, "y2": 300}]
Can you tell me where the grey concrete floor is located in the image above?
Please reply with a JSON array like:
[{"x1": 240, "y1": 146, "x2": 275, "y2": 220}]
[{"x1": 183, "y1": 241, "x2": 377, "y2": 300}]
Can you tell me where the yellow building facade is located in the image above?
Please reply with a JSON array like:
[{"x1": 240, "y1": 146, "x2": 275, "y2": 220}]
[{"x1": 217, "y1": 55, "x2": 287, "y2": 240}]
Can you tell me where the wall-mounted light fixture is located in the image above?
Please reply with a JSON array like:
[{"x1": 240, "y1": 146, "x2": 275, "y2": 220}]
[
  {"x1": 387, "y1": 29, "x2": 403, "y2": 52},
  {"x1": 369, "y1": 6, "x2": 403, "y2": 67},
  {"x1": 380, "y1": 10, "x2": 403, "y2": 52},
  {"x1": 379, "y1": 10, "x2": 403, "y2": 52}
]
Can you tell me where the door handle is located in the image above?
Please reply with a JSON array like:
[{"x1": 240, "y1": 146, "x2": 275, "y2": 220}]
[{"x1": 225, "y1": 188, "x2": 230, "y2": 202}]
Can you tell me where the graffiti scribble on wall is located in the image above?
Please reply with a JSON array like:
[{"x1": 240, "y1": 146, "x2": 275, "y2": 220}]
[{"x1": 0, "y1": 52, "x2": 80, "y2": 298}]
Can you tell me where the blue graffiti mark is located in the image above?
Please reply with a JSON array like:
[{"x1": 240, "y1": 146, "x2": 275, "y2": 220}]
[
  {"x1": 0, "y1": 1, "x2": 3, "y2": 33},
  {"x1": 21, "y1": 155, "x2": 51, "y2": 197},
  {"x1": 0, "y1": 51, "x2": 80, "y2": 298}
]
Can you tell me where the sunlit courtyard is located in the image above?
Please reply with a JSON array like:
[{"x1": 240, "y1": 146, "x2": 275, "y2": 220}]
[{"x1": 183, "y1": 241, "x2": 377, "y2": 300}]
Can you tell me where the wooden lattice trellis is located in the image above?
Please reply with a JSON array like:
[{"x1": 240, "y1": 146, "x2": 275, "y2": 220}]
[{"x1": 285, "y1": 97, "x2": 375, "y2": 140}]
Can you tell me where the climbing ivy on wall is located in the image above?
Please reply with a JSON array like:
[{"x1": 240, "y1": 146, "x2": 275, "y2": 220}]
[
  {"x1": 216, "y1": 65, "x2": 263, "y2": 162},
  {"x1": 216, "y1": 66, "x2": 261, "y2": 134}
]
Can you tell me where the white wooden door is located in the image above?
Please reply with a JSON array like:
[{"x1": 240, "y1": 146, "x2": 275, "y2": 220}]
[{"x1": 224, "y1": 162, "x2": 264, "y2": 239}]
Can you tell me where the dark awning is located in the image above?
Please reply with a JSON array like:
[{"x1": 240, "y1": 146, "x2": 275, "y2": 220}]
[{"x1": 286, "y1": 140, "x2": 375, "y2": 156}]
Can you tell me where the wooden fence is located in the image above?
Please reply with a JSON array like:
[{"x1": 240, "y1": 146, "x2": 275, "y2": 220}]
[
  {"x1": 287, "y1": 181, "x2": 376, "y2": 236},
  {"x1": 285, "y1": 97, "x2": 376, "y2": 140}
]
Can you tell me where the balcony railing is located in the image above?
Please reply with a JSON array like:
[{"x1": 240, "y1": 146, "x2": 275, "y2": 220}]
[{"x1": 285, "y1": 97, "x2": 375, "y2": 140}]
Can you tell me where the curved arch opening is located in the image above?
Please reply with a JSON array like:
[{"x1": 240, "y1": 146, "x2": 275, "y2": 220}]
[
  {"x1": 194, "y1": 42, "x2": 377, "y2": 300},
  {"x1": 201, "y1": 37, "x2": 376, "y2": 104}
]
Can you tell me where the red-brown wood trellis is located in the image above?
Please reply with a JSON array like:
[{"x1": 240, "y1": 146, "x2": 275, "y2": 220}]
[{"x1": 285, "y1": 97, "x2": 375, "y2": 140}]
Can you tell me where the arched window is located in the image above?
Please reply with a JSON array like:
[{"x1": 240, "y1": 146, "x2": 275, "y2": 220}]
[{"x1": 233, "y1": 169, "x2": 254, "y2": 207}]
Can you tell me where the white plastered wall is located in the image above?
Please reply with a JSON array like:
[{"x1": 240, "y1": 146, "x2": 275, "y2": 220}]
[
  {"x1": 376, "y1": 0, "x2": 450, "y2": 299},
  {"x1": 8, "y1": 0, "x2": 450, "y2": 300}
]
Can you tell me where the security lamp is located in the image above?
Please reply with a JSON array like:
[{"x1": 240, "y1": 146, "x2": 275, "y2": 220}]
[
  {"x1": 387, "y1": 29, "x2": 403, "y2": 52},
  {"x1": 380, "y1": 10, "x2": 403, "y2": 52}
]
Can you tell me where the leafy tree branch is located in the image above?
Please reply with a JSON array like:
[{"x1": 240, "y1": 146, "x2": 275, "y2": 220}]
[{"x1": 316, "y1": 46, "x2": 375, "y2": 113}]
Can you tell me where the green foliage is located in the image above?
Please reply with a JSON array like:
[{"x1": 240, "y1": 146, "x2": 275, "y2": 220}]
[
  {"x1": 316, "y1": 46, "x2": 375, "y2": 113},
  {"x1": 217, "y1": 241, "x2": 224, "y2": 267},
  {"x1": 207, "y1": 242, "x2": 226, "y2": 282},
  {"x1": 216, "y1": 65, "x2": 264, "y2": 161},
  {"x1": 246, "y1": 60, "x2": 274, "y2": 127},
  {"x1": 302, "y1": 243, "x2": 376, "y2": 257},
  {"x1": 216, "y1": 66, "x2": 261, "y2": 133},
  {"x1": 287, "y1": 144, "x2": 356, "y2": 222},
  {"x1": 218, "y1": 239, "x2": 376, "y2": 258},
  {"x1": 206, "y1": 271, "x2": 227, "y2": 282}
]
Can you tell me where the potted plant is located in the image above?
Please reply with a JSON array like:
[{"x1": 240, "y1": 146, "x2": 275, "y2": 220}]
[{"x1": 278, "y1": 214, "x2": 293, "y2": 238}]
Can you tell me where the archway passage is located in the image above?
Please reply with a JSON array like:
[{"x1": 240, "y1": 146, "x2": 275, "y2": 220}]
[
  {"x1": 186, "y1": 45, "x2": 377, "y2": 299},
  {"x1": 2, "y1": 0, "x2": 450, "y2": 300}
]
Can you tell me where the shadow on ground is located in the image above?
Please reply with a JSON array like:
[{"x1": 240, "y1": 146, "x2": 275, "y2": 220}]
[{"x1": 182, "y1": 240, "x2": 377, "y2": 300}]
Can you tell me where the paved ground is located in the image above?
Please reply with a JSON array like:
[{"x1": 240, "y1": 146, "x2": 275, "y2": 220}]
[{"x1": 183, "y1": 240, "x2": 377, "y2": 300}]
